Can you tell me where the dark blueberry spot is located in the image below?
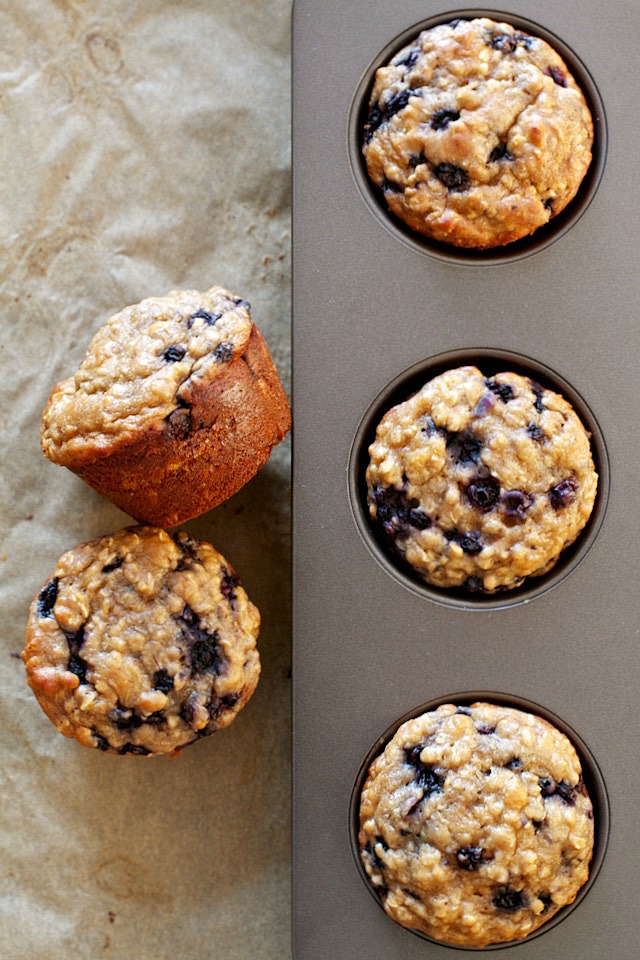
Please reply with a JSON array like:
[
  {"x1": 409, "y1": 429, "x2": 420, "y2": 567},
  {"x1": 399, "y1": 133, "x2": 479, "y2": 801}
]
[
  {"x1": 527, "y1": 422, "x2": 546, "y2": 442},
  {"x1": 371, "y1": 484, "x2": 431, "y2": 543},
  {"x1": 420, "y1": 415, "x2": 444, "y2": 436},
  {"x1": 118, "y1": 743, "x2": 152, "y2": 756},
  {"x1": 506, "y1": 757, "x2": 522, "y2": 770},
  {"x1": 161, "y1": 344, "x2": 186, "y2": 363},
  {"x1": 177, "y1": 605, "x2": 223, "y2": 675},
  {"x1": 489, "y1": 31, "x2": 533, "y2": 52},
  {"x1": 501, "y1": 489, "x2": 534, "y2": 519},
  {"x1": 409, "y1": 151, "x2": 427, "y2": 169},
  {"x1": 364, "y1": 88, "x2": 415, "y2": 142},
  {"x1": 173, "y1": 532, "x2": 202, "y2": 569},
  {"x1": 549, "y1": 477, "x2": 578, "y2": 510},
  {"x1": 465, "y1": 575, "x2": 484, "y2": 592},
  {"x1": 556, "y1": 780, "x2": 581, "y2": 805},
  {"x1": 449, "y1": 18, "x2": 464, "y2": 28},
  {"x1": 110, "y1": 706, "x2": 143, "y2": 730},
  {"x1": 539, "y1": 893, "x2": 554, "y2": 913},
  {"x1": 540, "y1": 776, "x2": 580, "y2": 806},
  {"x1": 64, "y1": 626, "x2": 88, "y2": 684},
  {"x1": 434, "y1": 162, "x2": 469, "y2": 191},
  {"x1": 144, "y1": 711, "x2": 166, "y2": 726},
  {"x1": 363, "y1": 839, "x2": 386, "y2": 872},
  {"x1": 543, "y1": 197, "x2": 555, "y2": 213},
  {"x1": 384, "y1": 88, "x2": 413, "y2": 120},
  {"x1": 539, "y1": 776, "x2": 558, "y2": 796},
  {"x1": 220, "y1": 566, "x2": 240, "y2": 603},
  {"x1": 531, "y1": 380, "x2": 546, "y2": 412},
  {"x1": 180, "y1": 692, "x2": 199, "y2": 726},
  {"x1": 489, "y1": 141, "x2": 514, "y2": 163},
  {"x1": 363, "y1": 105, "x2": 383, "y2": 142},
  {"x1": 546, "y1": 65, "x2": 567, "y2": 87},
  {"x1": 188, "y1": 308, "x2": 223, "y2": 328},
  {"x1": 68, "y1": 654, "x2": 88, "y2": 684},
  {"x1": 208, "y1": 692, "x2": 240, "y2": 719},
  {"x1": 394, "y1": 47, "x2": 420, "y2": 69},
  {"x1": 476, "y1": 723, "x2": 496, "y2": 735},
  {"x1": 403, "y1": 745, "x2": 446, "y2": 797},
  {"x1": 493, "y1": 887, "x2": 525, "y2": 911},
  {"x1": 234, "y1": 298, "x2": 251, "y2": 310},
  {"x1": 165, "y1": 402, "x2": 192, "y2": 440},
  {"x1": 532, "y1": 819, "x2": 544, "y2": 832},
  {"x1": 37, "y1": 578, "x2": 59, "y2": 618},
  {"x1": 467, "y1": 475, "x2": 500, "y2": 511},
  {"x1": 446, "y1": 429, "x2": 481, "y2": 466},
  {"x1": 153, "y1": 669, "x2": 174, "y2": 693},
  {"x1": 446, "y1": 529, "x2": 484, "y2": 554},
  {"x1": 214, "y1": 342, "x2": 234, "y2": 363},
  {"x1": 430, "y1": 108, "x2": 460, "y2": 131},
  {"x1": 381, "y1": 177, "x2": 402, "y2": 194},
  {"x1": 456, "y1": 705, "x2": 472, "y2": 716},
  {"x1": 485, "y1": 377, "x2": 514, "y2": 402},
  {"x1": 456, "y1": 846, "x2": 484, "y2": 871},
  {"x1": 101, "y1": 556, "x2": 123, "y2": 573},
  {"x1": 93, "y1": 731, "x2": 111, "y2": 751}
]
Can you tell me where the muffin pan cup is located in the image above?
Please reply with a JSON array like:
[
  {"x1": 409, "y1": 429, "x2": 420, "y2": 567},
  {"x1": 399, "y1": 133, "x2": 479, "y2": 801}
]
[{"x1": 293, "y1": 2, "x2": 639, "y2": 957}]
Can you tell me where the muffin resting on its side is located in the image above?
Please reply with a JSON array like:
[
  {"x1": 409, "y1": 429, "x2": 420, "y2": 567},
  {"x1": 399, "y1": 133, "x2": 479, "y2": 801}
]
[
  {"x1": 362, "y1": 17, "x2": 594, "y2": 248},
  {"x1": 366, "y1": 366, "x2": 598, "y2": 593},
  {"x1": 358, "y1": 702, "x2": 595, "y2": 947},
  {"x1": 22, "y1": 526, "x2": 261, "y2": 757},
  {"x1": 40, "y1": 286, "x2": 291, "y2": 526}
]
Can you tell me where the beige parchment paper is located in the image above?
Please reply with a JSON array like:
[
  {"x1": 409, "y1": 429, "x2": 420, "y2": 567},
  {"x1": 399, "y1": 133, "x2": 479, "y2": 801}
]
[{"x1": 0, "y1": 1, "x2": 292, "y2": 957}]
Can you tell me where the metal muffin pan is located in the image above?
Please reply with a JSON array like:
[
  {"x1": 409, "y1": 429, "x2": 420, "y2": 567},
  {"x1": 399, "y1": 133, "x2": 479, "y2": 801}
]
[{"x1": 292, "y1": 2, "x2": 639, "y2": 957}]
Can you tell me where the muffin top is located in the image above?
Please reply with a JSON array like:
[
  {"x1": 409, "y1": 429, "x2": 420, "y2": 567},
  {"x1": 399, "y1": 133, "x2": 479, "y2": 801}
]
[
  {"x1": 366, "y1": 366, "x2": 598, "y2": 592},
  {"x1": 362, "y1": 17, "x2": 594, "y2": 248},
  {"x1": 22, "y1": 526, "x2": 261, "y2": 756},
  {"x1": 41, "y1": 286, "x2": 253, "y2": 464},
  {"x1": 358, "y1": 702, "x2": 594, "y2": 947}
]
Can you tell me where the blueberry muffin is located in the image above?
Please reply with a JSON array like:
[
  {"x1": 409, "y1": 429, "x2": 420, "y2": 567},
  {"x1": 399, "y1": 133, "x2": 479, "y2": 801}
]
[
  {"x1": 362, "y1": 17, "x2": 594, "y2": 248},
  {"x1": 366, "y1": 366, "x2": 598, "y2": 593},
  {"x1": 22, "y1": 526, "x2": 260, "y2": 756},
  {"x1": 40, "y1": 286, "x2": 291, "y2": 526},
  {"x1": 358, "y1": 702, "x2": 595, "y2": 947}
]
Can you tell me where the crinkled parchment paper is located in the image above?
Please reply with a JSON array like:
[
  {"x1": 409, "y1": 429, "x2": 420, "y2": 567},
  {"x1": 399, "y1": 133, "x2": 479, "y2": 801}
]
[{"x1": 0, "y1": 2, "x2": 291, "y2": 957}]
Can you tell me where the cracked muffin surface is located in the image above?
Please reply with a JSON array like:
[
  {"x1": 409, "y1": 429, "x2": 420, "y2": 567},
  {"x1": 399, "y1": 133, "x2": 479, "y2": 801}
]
[
  {"x1": 358, "y1": 702, "x2": 595, "y2": 947},
  {"x1": 366, "y1": 366, "x2": 598, "y2": 593},
  {"x1": 40, "y1": 285, "x2": 291, "y2": 526},
  {"x1": 22, "y1": 526, "x2": 261, "y2": 757},
  {"x1": 41, "y1": 287, "x2": 253, "y2": 458},
  {"x1": 362, "y1": 17, "x2": 594, "y2": 248}
]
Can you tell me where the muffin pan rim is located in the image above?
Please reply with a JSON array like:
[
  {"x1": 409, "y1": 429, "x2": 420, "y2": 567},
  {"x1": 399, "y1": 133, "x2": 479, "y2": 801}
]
[
  {"x1": 347, "y1": 346, "x2": 610, "y2": 610},
  {"x1": 347, "y1": 6, "x2": 609, "y2": 266}
]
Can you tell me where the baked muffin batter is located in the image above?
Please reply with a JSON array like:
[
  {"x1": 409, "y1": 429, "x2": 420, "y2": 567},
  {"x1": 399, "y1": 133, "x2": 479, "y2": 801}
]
[
  {"x1": 363, "y1": 17, "x2": 594, "y2": 248},
  {"x1": 40, "y1": 286, "x2": 291, "y2": 526},
  {"x1": 358, "y1": 702, "x2": 595, "y2": 947},
  {"x1": 366, "y1": 366, "x2": 598, "y2": 592},
  {"x1": 22, "y1": 526, "x2": 261, "y2": 756}
]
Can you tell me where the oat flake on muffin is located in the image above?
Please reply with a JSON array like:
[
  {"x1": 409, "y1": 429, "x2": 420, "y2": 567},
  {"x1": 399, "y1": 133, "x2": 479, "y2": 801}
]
[{"x1": 362, "y1": 17, "x2": 594, "y2": 248}]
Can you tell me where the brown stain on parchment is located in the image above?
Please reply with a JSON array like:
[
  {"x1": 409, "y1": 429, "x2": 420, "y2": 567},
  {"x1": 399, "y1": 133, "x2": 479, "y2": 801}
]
[{"x1": 92, "y1": 855, "x2": 173, "y2": 905}]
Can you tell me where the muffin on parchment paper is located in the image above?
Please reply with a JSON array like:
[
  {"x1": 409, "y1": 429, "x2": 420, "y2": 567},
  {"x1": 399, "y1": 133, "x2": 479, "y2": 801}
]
[
  {"x1": 366, "y1": 366, "x2": 598, "y2": 593},
  {"x1": 358, "y1": 702, "x2": 595, "y2": 947},
  {"x1": 362, "y1": 17, "x2": 594, "y2": 248},
  {"x1": 40, "y1": 286, "x2": 291, "y2": 526},
  {"x1": 22, "y1": 526, "x2": 260, "y2": 757}
]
